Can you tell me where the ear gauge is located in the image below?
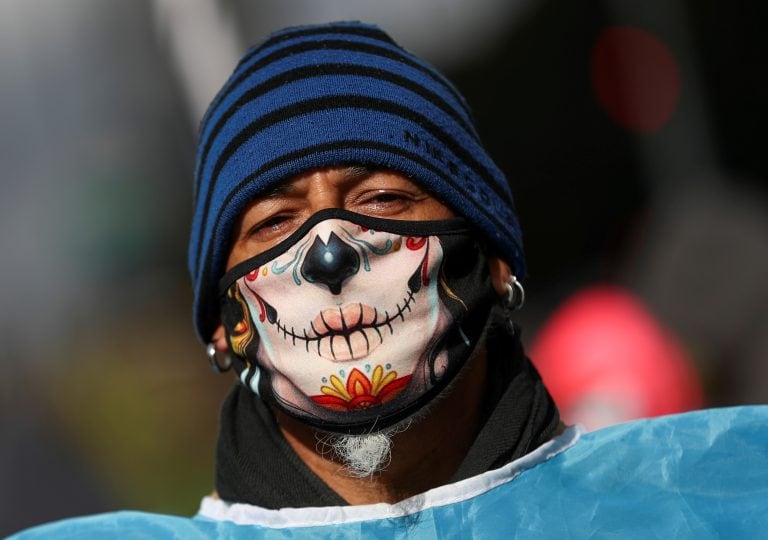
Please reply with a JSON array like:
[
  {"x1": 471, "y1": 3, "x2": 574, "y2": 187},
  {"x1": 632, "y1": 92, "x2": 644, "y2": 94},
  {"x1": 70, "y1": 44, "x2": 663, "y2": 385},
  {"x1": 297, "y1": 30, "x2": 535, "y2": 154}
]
[
  {"x1": 206, "y1": 342, "x2": 233, "y2": 373},
  {"x1": 504, "y1": 275, "x2": 525, "y2": 311}
]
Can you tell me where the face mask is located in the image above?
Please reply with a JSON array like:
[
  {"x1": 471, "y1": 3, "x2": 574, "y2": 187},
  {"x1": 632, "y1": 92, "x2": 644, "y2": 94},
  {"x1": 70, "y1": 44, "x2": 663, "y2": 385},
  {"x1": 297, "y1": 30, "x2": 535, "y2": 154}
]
[{"x1": 219, "y1": 208, "x2": 497, "y2": 434}]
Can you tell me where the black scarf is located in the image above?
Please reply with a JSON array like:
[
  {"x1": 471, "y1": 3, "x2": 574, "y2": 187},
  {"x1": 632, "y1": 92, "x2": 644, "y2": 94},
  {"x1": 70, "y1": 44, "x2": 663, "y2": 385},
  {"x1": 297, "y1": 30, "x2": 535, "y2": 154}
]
[{"x1": 215, "y1": 320, "x2": 560, "y2": 507}]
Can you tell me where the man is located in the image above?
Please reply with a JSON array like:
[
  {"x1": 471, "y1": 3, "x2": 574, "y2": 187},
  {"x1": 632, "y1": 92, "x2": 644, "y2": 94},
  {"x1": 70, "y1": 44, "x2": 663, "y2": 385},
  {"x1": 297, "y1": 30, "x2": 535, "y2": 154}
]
[
  {"x1": 12, "y1": 21, "x2": 767, "y2": 539},
  {"x1": 190, "y1": 20, "x2": 562, "y2": 508},
  {"x1": 204, "y1": 164, "x2": 560, "y2": 506}
]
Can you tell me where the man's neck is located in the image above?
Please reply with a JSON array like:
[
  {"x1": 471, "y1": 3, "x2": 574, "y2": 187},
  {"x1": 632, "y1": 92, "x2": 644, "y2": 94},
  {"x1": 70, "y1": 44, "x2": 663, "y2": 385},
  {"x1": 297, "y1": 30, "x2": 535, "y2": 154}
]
[{"x1": 276, "y1": 348, "x2": 489, "y2": 505}]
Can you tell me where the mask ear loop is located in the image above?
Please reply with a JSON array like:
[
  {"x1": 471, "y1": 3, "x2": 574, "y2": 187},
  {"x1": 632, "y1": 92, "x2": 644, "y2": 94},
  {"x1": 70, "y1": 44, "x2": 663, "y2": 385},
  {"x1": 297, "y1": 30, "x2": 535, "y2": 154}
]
[{"x1": 206, "y1": 342, "x2": 233, "y2": 373}]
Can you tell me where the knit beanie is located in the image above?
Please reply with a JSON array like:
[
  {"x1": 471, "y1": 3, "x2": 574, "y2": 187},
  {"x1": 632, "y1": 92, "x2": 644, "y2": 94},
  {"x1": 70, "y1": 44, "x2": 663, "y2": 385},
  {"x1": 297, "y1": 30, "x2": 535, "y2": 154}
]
[{"x1": 189, "y1": 21, "x2": 526, "y2": 342}]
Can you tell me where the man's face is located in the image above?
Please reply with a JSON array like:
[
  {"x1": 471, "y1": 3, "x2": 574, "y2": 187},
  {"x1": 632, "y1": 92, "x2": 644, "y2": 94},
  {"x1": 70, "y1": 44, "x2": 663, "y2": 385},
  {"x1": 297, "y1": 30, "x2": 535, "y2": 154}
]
[
  {"x1": 218, "y1": 165, "x2": 512, "y2": 436},
  {"x1": 222, "y1": 166, "x2": 462, "y2": 421},
  {"x1": 226, "y1": 166, "x2": 455, "y2": 269}
]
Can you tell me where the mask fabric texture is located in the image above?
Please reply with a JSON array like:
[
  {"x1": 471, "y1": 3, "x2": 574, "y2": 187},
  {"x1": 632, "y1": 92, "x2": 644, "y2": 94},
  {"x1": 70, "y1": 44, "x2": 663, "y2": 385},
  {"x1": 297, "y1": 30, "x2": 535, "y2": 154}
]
[{"x1": 219, "y1": 209, "x2": 497, "y2": 434}]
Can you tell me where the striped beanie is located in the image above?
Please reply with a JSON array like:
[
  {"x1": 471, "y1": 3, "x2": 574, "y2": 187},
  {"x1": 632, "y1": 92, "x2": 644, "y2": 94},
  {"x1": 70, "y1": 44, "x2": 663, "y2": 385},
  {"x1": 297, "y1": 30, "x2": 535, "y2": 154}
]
[{"x1": 189, "y1": 21, "x2": 526, "y2": 342}]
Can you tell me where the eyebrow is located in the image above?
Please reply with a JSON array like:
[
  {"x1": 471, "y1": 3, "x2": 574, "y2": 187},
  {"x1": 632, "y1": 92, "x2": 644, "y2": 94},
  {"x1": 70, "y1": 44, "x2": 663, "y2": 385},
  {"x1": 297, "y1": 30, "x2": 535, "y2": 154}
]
[
  {"x1": 263, "y1": 165, "x2": 375, "y2": 198},
  {"x1": 262, "y1": 182, "x2": 293, "y2": 198},
  {"x1": 344, "y1": 165, "x2": 373, "y2": 180}
]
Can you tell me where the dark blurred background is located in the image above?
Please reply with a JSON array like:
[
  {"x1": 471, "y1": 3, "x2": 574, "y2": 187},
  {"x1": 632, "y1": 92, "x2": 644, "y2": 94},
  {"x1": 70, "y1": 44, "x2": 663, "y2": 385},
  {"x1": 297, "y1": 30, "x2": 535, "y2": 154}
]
[{"x1": 1, "y1": 0, "x2": 766, "y2": 535}]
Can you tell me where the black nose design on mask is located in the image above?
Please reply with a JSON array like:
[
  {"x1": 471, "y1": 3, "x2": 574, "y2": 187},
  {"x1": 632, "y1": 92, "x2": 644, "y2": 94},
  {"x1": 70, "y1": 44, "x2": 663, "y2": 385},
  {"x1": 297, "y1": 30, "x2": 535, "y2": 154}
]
[{"x1": 301, "y1": 232, "x2": 360, "y2": 294}]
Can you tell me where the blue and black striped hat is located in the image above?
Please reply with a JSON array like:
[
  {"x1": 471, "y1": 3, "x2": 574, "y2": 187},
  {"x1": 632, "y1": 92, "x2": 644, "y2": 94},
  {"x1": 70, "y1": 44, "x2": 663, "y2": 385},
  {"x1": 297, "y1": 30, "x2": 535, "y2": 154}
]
[{"x1": 189, "y1": 21, "x2": 525, "y2": 341}]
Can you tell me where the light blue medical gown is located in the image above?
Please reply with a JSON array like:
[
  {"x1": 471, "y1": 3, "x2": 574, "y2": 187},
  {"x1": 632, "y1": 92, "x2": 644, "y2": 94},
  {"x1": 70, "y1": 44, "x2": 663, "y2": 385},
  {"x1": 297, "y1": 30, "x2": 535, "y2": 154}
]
[{"x1": 10, "y1": 406, "x2": 768, "y2": 539}]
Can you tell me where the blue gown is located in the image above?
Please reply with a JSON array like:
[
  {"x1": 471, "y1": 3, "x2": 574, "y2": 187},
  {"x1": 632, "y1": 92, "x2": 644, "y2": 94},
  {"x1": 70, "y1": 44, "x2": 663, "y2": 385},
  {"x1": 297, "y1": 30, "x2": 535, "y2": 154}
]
[{"x1": 10, "y1": 406, "x2": 768, "y2": 539}]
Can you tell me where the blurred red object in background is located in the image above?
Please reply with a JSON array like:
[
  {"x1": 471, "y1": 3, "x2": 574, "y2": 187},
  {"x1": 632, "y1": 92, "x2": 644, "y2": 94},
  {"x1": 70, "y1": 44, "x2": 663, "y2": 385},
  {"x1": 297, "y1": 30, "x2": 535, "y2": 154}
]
[
  {"x1": 591, "y1": 25, "x2": 681, "y2": 134},
  {"x1": 529, "y1": 285, "x2": 703, "y2": 431}
]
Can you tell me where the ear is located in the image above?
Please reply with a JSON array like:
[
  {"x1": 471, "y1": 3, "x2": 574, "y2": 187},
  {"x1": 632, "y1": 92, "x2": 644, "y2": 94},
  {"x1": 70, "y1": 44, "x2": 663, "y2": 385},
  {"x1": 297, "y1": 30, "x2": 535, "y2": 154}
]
[
  {"x1": 487, "y1": 255, "x2": 512, "y2": 297},
  {"x1": 212, "y1": 324, "x2": 229, "y2": 353}
]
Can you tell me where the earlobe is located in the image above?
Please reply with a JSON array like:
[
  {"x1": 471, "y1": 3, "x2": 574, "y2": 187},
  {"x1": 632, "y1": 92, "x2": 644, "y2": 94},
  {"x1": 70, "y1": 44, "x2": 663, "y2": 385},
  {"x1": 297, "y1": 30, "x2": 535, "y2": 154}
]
[
  {"x1": 212, "y1": 324, "x2": 229, "y2": 353},
  {"x1": 206, "y1": 324, "x2": 233, "y2": 373},
  {"x1": 488, "y1": 256, "x2": 525, "y2": 311},
  {"x1": 487, "y1": 256, "x2": 513, "y2": 297}
]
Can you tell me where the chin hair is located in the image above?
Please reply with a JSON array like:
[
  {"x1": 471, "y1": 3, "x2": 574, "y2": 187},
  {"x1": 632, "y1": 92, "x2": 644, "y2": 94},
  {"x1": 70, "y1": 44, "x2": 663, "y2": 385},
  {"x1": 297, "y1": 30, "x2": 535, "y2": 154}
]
[
  {"x1": 312, "y1": 325, "x2": 493, "y2": 478},
  {"x1": 315, "y1": 418, "x2": 413, "y2": 478},
  {"x1": 315, "y1": 391, "x2": 444, "y2": 478}
]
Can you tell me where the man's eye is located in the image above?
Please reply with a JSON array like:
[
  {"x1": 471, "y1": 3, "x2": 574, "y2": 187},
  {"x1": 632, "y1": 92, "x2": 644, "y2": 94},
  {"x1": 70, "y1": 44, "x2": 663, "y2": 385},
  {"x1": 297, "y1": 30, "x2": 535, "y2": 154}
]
[
  {"x1": 353, "y1": 190, "x2": 417, "y2": 217},
  {"x1": 373, "y1": 193, "x2": 405, "y2": 202},
  {"x1": 249, "y1": 215, "x2": 289, "y2": 236},
  {"x1": 365, "y1": 191, "x2": 410, "y2": 206}
]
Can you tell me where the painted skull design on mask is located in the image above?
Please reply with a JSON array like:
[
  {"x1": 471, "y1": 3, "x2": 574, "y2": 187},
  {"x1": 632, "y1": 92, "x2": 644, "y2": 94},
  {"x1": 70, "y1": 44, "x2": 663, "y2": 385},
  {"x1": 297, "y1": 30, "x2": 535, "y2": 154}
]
[{"x1": 219, "y1": 209, "x2": 496, "y2": 433}]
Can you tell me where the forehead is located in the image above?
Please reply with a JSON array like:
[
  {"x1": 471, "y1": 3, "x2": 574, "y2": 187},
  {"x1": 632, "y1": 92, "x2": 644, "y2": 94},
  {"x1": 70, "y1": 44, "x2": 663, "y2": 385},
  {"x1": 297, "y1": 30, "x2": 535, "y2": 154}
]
[
  {"x1": 264, "y1": 165, "x2": 453, "y2": 200},
  {"x1": 239, "y1": 166, "x2": 456, "y2": 223},
  {"x1": 257, "y1": 165, "x2": 381, "y2": 198}
]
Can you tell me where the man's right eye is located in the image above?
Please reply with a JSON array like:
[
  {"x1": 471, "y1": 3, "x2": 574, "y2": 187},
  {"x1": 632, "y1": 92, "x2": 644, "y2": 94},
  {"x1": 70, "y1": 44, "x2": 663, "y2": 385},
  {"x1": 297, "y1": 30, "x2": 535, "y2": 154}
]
[{"x1": 247, "y1": 215, "x2": 292, "y2": 238}]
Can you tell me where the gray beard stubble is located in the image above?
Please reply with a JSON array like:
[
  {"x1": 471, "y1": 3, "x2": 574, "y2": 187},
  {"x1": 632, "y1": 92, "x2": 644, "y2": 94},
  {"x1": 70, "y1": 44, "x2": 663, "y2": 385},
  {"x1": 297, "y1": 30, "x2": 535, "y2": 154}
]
[
  {"x1": 315, "y1": 319, "x2": 494, "y2": 477},
  {"x1": 319, "y1": 419, "x2": 413, "y2": 478}
]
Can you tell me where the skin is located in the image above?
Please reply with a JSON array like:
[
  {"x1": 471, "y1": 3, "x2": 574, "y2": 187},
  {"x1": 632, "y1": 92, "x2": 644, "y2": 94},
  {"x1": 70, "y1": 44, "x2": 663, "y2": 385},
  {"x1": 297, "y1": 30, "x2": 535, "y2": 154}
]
[{"x1": 213, "y1": 165, "x2": 514, "y2": 505}]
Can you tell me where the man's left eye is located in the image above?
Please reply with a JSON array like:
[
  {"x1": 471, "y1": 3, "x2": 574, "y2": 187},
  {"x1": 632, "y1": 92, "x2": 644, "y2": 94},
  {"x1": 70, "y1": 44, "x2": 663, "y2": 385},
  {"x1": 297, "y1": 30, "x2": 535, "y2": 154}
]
[
  {"x1": 369, "y1": 193, "x2": 405, "y2": 203},
  {"x1": 354, "y1": 191, "x2": 416, "y2": 218}
]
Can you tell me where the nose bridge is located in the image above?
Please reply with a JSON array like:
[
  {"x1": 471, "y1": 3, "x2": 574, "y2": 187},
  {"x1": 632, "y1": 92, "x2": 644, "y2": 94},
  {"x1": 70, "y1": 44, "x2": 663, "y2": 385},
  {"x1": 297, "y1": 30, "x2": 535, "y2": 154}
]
[
  {"x1": 304, "y1": 172, "x2": 346, "y2": 216},
  {"x1": 310, "y1": 218, "x2": 342, "y2": 243}
]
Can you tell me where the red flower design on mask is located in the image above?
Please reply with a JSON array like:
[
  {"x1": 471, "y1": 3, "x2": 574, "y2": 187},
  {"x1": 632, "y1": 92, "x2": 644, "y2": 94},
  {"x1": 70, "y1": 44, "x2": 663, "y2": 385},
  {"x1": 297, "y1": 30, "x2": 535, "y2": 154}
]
[{"x1": 311, "y1": 366, "x2": 411, "y2": 411}]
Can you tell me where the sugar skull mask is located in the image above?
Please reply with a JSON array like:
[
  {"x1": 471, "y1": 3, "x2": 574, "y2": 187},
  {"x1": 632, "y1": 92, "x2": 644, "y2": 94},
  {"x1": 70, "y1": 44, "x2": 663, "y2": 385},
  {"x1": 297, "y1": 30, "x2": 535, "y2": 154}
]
[{"x1": 219, "y1": 209, "x2": 496, "y2": 433}]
